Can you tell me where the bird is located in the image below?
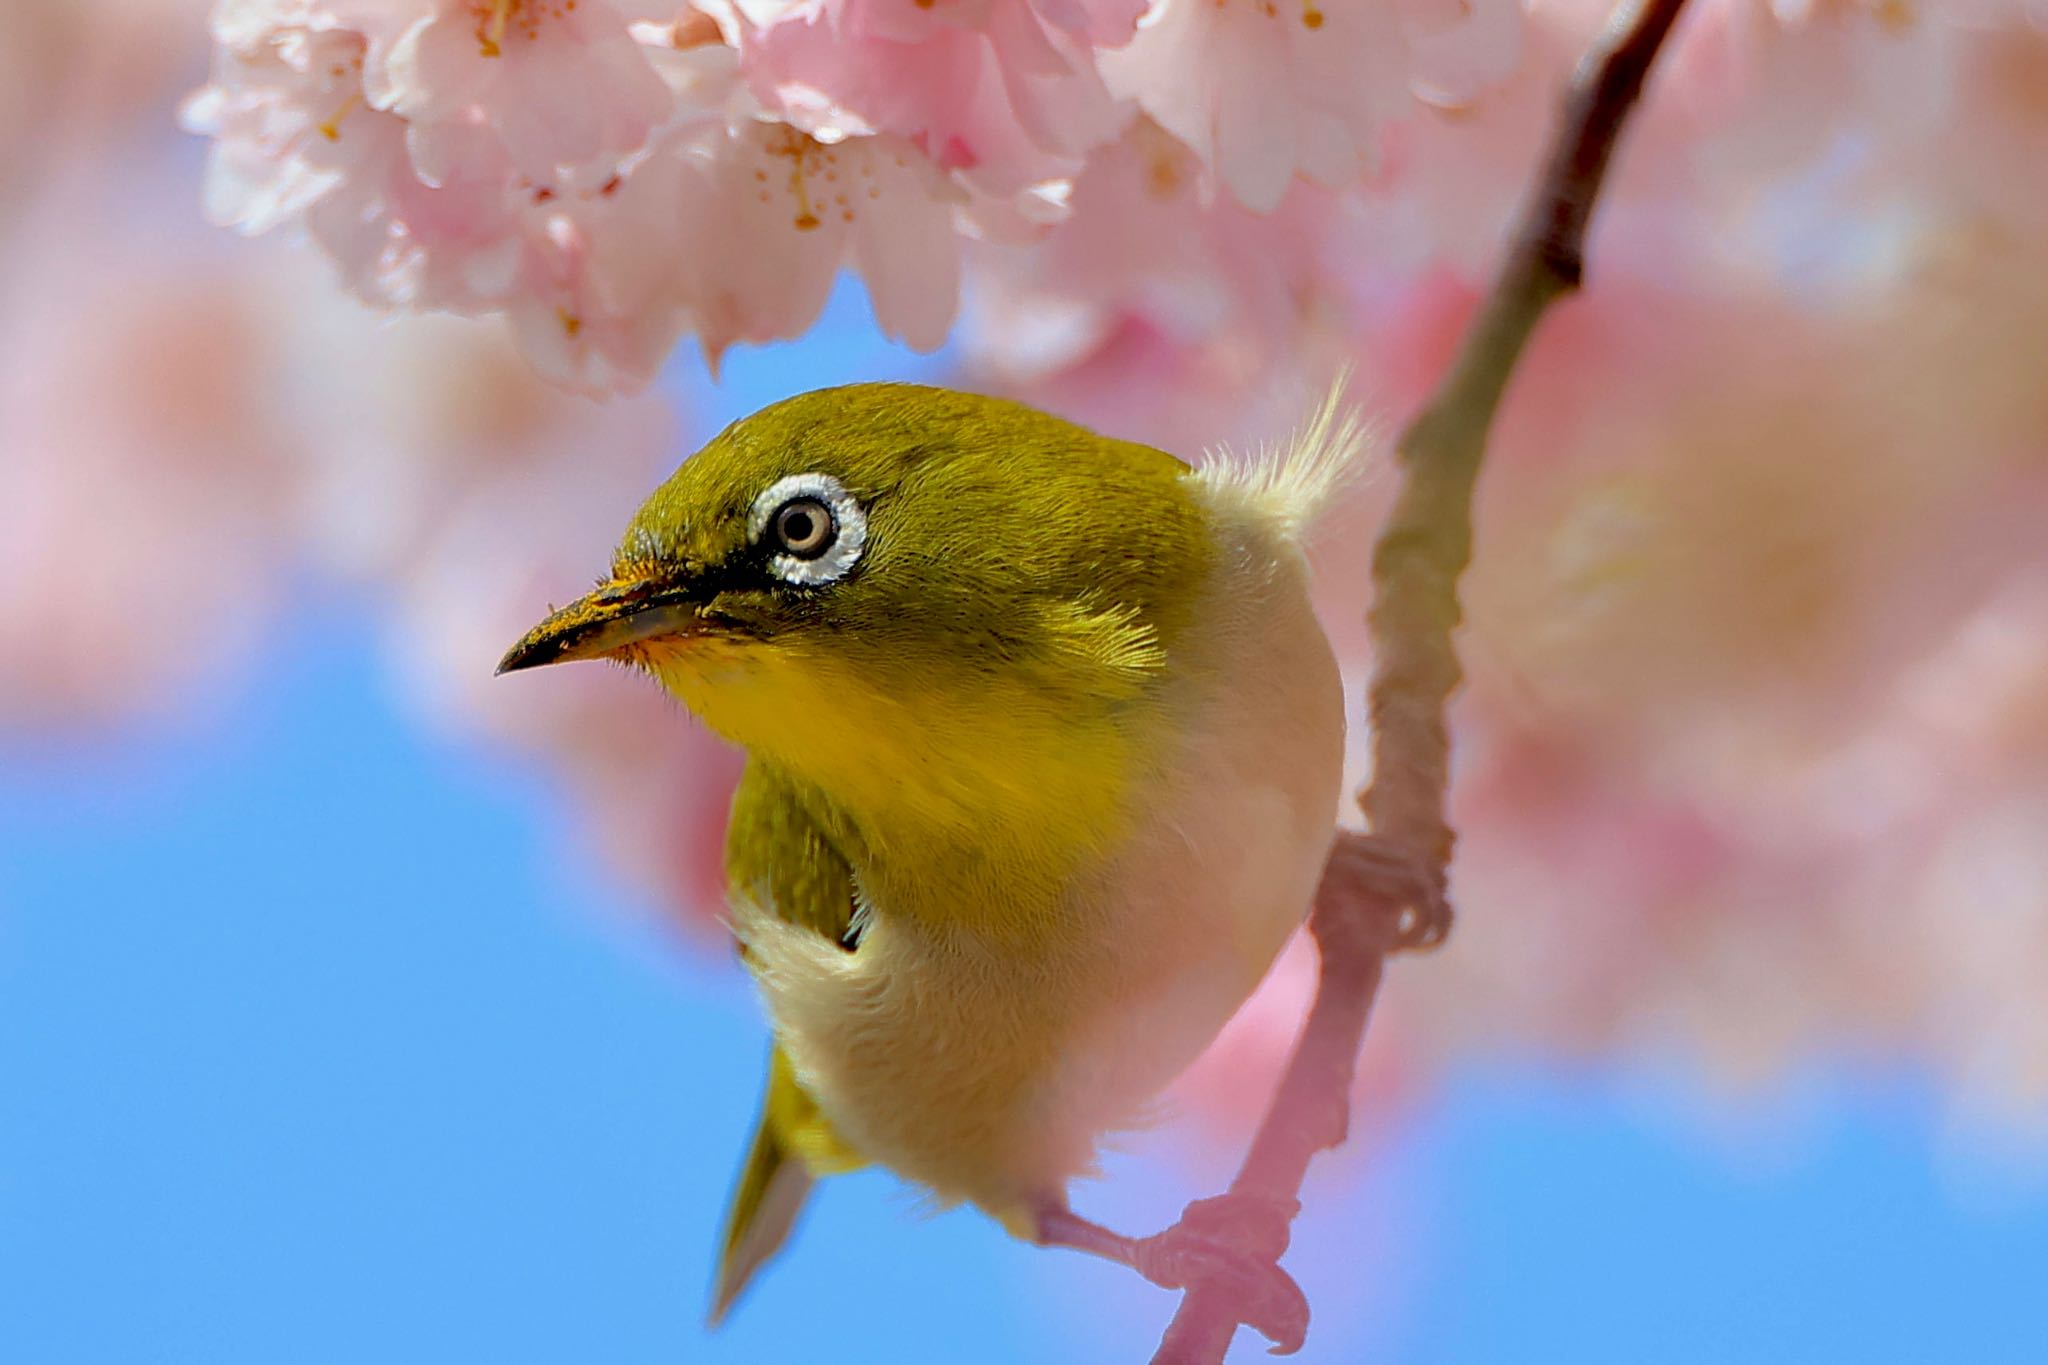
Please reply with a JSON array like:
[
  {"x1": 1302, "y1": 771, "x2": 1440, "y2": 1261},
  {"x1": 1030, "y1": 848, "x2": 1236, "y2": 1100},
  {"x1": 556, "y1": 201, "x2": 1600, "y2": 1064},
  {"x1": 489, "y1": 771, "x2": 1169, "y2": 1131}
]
[{"x1": 498, "y1": 381, "x2": 1363, "y2": 1342}]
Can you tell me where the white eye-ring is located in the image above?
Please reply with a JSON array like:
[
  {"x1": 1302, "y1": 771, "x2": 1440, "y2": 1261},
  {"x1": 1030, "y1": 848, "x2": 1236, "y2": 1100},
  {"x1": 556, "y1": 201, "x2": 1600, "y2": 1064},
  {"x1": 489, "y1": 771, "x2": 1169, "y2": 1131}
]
[{"x1": 748, "y1": 472, "x2": 868, "y2": 586}]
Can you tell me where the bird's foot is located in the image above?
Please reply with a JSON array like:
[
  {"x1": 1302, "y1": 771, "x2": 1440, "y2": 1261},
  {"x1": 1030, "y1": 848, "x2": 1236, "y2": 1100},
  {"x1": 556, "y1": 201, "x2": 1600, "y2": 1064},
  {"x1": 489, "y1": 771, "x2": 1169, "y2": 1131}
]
[
  {"x1": 1315, "y1": 829, "x2": 1452, "y2": 954},
  {"x1": 1133, "y1": 1193, "x2": 1308, "y2": 1355},
  {"x1": 1035, "y1": 1195, "x2": 1308, "y2": 1355}
]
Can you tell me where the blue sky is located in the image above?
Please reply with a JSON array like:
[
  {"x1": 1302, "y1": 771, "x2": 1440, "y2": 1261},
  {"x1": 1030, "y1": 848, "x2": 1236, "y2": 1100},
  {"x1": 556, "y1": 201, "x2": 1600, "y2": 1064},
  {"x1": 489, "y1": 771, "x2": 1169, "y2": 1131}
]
[{"x1": 4, "y1": 291, "x2": 2045, "y2": 1363}]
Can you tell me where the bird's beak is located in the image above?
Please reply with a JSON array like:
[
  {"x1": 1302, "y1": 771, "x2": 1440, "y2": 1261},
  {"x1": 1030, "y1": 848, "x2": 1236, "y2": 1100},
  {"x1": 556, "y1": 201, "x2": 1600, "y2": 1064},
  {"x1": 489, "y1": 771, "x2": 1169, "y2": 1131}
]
[{"x1": 496, "y1": 576, "x2": 705, "y2": 675}]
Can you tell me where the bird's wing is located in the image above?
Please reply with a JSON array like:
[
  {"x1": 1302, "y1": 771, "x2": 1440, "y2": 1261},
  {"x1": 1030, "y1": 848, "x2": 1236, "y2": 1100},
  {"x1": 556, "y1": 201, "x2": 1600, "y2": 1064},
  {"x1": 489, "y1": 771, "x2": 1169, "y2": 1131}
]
[
  {"x1": 724, "y1": 758, "x2": 860, "y2": 947},
  {"x1": 711, "y1": 762, "x2": 867, "y2": 1325}
]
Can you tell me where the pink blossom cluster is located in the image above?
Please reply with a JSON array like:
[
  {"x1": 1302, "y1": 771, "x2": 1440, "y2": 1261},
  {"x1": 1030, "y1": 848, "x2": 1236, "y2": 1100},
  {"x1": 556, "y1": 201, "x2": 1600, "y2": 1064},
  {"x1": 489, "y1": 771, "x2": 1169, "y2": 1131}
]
[
  {"x1": 184, "y1": 0, "x2": 1524, "y2": 392},
  {"x1": 966, "y1": 0, "x2": 2048, "y2": 463}
]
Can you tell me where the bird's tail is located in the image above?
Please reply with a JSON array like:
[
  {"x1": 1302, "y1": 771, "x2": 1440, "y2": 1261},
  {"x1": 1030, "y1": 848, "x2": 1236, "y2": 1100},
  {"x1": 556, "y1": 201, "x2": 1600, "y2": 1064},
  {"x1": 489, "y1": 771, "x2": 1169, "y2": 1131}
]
[
  {"x1": 709, "y1": 1111, "x2": 812, "y2": 1327},
  {"x1": 709, "y1": 1047, "x2": 859, "y2": 1326}
]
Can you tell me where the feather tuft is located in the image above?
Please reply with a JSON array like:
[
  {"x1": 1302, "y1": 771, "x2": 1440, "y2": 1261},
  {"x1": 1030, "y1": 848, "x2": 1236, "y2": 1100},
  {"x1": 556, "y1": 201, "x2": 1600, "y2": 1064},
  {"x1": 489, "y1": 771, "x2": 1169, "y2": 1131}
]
[{"x1": 1195, "y1": 372, "x2": 1378, "y2": 540}]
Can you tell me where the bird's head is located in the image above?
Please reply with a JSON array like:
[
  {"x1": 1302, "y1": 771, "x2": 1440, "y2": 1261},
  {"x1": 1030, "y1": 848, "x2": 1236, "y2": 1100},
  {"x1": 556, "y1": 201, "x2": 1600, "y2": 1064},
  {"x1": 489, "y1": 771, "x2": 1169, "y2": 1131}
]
[{"x1": 500, "y1": 383, "x2": 1214, "y2": 851}]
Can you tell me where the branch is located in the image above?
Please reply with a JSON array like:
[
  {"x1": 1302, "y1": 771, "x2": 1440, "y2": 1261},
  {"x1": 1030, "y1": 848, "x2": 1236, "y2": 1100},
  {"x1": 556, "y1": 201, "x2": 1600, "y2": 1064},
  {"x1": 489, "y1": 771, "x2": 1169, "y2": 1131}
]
[{"x1": 1149, "y1": 1, "x2": 1693, "y2": 1358}]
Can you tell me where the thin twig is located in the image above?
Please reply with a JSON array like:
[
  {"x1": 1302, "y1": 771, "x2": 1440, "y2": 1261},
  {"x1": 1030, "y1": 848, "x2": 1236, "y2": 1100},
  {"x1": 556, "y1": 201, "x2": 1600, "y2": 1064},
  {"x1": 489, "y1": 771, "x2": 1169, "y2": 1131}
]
[{"x1": 1149, "y1": 0, "x2": 1693, "y2": 1358}]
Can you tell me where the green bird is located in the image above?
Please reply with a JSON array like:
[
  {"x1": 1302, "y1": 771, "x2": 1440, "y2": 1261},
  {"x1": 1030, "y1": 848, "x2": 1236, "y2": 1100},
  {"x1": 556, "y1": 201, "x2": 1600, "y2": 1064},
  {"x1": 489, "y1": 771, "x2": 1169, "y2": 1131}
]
[{"x1": 500, "y1": 382, "x2": 1360, "y2": 1339}]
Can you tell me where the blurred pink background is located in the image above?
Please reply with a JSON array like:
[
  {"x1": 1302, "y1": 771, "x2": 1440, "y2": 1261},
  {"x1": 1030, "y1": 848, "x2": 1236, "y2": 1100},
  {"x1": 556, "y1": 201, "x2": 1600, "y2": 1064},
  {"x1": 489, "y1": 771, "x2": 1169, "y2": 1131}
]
[{"x1": 6, "y1": 2, "x2": 2048, "y2": 1359}]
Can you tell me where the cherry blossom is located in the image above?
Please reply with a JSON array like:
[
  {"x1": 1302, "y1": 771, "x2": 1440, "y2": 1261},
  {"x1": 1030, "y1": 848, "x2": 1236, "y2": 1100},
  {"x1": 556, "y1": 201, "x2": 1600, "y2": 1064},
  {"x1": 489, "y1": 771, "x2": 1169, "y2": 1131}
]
[
  {"x1": 178, "y1": 0, "x2": 1541, "y2": 391},
  {"x1": 185, "y1": 6, "x2": 528, "y2": 312},
  {"x1": 683, "y1": 118, "x2": 964, "y2": 364},
  {"x1": 734, "y1": 0, "x2": 1136, "y2": 202},
  {"x1": 372, "y1": 0, "x2": 674, "y2": 184},
  {"x1": 1100, "y1": 0, "x2": 1521, "y2": 213},
  {"x1": 184, "y1": 0, "x2": 977, "y2": 390}
]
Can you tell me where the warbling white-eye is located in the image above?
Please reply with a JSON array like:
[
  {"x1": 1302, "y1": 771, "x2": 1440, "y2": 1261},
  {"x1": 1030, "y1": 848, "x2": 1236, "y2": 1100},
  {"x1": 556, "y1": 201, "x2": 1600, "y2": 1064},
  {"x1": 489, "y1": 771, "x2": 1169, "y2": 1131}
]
[{"x1": 499, "y1": 382, "x2": 1362, "y2": 1341}]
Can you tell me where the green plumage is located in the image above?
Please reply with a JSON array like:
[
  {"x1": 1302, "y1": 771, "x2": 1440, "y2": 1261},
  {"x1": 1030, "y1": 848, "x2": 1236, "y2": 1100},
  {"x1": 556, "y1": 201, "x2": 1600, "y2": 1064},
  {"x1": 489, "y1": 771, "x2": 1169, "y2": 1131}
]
[{"x1": 617, "y1": 384, "x2": 1209, "y2": 677}]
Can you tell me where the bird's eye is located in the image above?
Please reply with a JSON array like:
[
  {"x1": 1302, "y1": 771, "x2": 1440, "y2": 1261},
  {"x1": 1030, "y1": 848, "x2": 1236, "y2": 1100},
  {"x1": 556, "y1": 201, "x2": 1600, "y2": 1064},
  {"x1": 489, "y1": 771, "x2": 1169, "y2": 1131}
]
[
  {"x1": 773, "y1": 497, "x2": 836, "y2": 559},
  {"x1": 748, "y1": 472, "x2": 868, "y2": 587}
]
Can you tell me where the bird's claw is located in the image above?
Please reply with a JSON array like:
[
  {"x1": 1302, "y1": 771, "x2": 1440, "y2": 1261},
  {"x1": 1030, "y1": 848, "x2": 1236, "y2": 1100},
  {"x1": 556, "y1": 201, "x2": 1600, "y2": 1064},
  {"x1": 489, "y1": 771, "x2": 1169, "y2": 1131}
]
[
  {"x1": 1134, "y1": 1194, "x2": 1309, "y2": 1355},
  {"x1": 1317, "y1": 830, "x2": 1452, "y2": 953}
]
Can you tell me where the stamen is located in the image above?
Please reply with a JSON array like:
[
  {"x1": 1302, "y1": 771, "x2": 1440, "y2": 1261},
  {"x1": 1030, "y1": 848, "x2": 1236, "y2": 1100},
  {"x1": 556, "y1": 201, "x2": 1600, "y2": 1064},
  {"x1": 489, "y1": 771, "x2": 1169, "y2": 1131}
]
[
  {"x1": 318, "y1": 94, "x2": 361, "y2": 141},
  {"x1": 769, "y1": 128, "x2": 823, "y2": 231},
  {"x1": 481, "y1": 0, "x2": 514, "y2": 57}
]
